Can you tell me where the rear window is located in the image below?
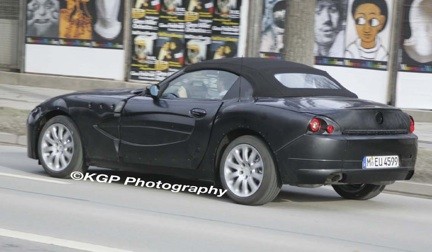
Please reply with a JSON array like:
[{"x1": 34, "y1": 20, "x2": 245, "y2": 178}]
[{"x1": 274, "y1": 73, "x2": 341, "y2": 89}]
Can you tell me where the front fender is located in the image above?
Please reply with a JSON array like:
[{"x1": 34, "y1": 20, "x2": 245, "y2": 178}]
[{"x1": 27, "y1": 98, "x2": 70, "y2": 159}]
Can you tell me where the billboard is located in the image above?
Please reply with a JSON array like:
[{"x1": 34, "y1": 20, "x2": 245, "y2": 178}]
[
  {"x1": 130, "y1": 0, "x2": 242, "y2": 82},
  {"x1": 314, "y1": 0, "x2": 393, "y2": 70},
  {"x1": 400, "y1": 0, "x2": 432, "y2": 73},
  {"x1": 26, "y1": 0, "x2": 124, "y2": 49},
  {"x1": 259, "y1": 0, "x2": 286, "y2": 59}
]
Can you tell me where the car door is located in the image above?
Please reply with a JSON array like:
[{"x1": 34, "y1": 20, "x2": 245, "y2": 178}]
[{"x1": 119, "y1": 70, "x2": 239, "y2": 169}]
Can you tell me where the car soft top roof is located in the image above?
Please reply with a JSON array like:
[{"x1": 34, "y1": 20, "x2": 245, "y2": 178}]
[{"x1": 184, "y1": 58, "x2": 357, "y2": 98}]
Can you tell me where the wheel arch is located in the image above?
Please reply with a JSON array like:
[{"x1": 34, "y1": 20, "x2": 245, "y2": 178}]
[
  {"x1": 33, "y1": 110, "x2": 72, "y2": 160},
  {"x1": 213, "y1": 127, "x2": 282, "y2": 187}
]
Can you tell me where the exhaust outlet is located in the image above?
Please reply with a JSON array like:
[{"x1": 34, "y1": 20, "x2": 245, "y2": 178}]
[{"x1": 326, "y1": 173, "x2": 343, "y2": 184}]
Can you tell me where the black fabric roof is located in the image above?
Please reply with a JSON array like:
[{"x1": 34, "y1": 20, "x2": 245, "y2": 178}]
[{"x1": 184, "y1": 58, "x2": 357, "y2": 98}]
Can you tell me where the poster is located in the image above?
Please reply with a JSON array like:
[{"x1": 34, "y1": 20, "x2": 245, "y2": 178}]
[
  {"x1": 260, "y1": 0, "x2": 286, "y2": 59},
  {"x1": 130, "y1": 0, "x2": 243, "y2": 82},
  {"x1": 130, "y1": 0, "x2": 164, "y2": 81},
  {"x1": 184, "y1": 0, "x2": 214, "y2": 64},
  {"x1": 314, "y1": 0, "x2": 392, "y2": 70},
  {"x1": 400, "y1": 0, "x2": 432, "y2": 73},
  {"x1": 210, "y1": 0, "x2": 241, "y2": 59},
  {"x1": 26, "y1": 0, "x2": 124, "y2": 49}
]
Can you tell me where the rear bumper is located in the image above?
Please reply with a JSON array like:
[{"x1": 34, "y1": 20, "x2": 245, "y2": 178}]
[
  {"x1": 275, "y1": 134, "x2": 417, "y2": 185},
  {"x1": 295, "y1": 168, "x2": 413, "y2": 185}
]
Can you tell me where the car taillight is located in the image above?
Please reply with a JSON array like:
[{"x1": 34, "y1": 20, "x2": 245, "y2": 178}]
[
  {"x1": 308, "y1": 117, "x2": 336, "y2": 134},
  {"x1": 409, "y1": 116, "x2": 415, "y2": 133},
  {"x1": 309, "y1": 118, "x2": 321, "y2": 133},
  {"x1": 326, "y1": 125, "x2": 335, "y2": 134}
]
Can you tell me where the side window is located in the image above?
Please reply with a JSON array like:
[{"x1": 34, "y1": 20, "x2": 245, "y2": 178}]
[{"x1": 161, "y1": 70, "x2": 238, "y2": 100}]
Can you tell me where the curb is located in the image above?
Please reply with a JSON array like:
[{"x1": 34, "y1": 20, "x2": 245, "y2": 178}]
[
  {"x1": 0, "y1": 71, "x2": 147, "y2": 91},
  {"x1": 0, "y1": 132, "x2": 26, "y2": 146},
  {"x1": 384, "y1": 181, "x2": 432, "y2": 198}
]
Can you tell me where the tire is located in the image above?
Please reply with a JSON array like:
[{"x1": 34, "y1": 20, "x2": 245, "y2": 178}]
[
  {"x1": 332, "y1": 184, "x2": 386, "y2": 200},
  {"x1": 38, "y1": 115, "x2": 87, "y2": 178},
  {"x1": 219, "y1": 135, "x2": 281, "y2": 205}
]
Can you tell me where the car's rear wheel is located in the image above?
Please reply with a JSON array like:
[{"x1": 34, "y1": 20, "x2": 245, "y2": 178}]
[
  {"x1": 332, "y1": 184, "x2": 385, "y2": 200},
  {"x1": 38, "y1": 115, "x2": 87, "y2": 178},
  {"x1": 220, "y1": 135, "x2": 281, "y2": 205}
]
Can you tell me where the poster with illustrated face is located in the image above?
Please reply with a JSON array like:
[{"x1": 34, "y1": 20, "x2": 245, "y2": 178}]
[
  {"x1": 315, "y1": 0, "x2": 393, "y2": 70},
  {"x1": 260, "y1": 0, "x2": 286, "y2": 59},
  {"x1": 400, "y1": 0, "x2": 432, "y2": 73},
  {"x1": 344, "y1": 0, "x2": 392, "y2": 62}
]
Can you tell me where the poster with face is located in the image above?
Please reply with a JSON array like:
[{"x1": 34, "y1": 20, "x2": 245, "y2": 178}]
[
  {"x1": 260, "y1": 0, "x2": 286, "y2": 58},
  {"x1": 314, "y1": 0, "x2": 347, "y2": 58},
  {"x1": 400, "y1": 0, "x2": 432, "y2": 73},
  {"x1": 212, "y1": 0, "x2": 241, "y2": 36},
  {"x1": 185, "y1": 0, "x2": 214, "y2": 35},
  {"x1": 184, "y1": 0, "x2": 214, "y2": 64},
  {"x1": 210, "y1": 38, "x2": 237, "y2": 60},
  {"x1": 130, "y1": 0, "x2": 242, "y2": 81},
  {"x1": 344, "y1": 0, "x2": 392, "y2": 62},
  {"x1": 315, "y1": 0, "x2": 393, "y2": 70},
  {"x1": 155, "y1": 32, "x2": 185, "y2": 69},
  {"x1": 159, "y1": 0, "x2": 186, "y2": 33},
  {"x1": 185, "y1": 36, "x2": 211, "y2": 64},
  {"x1": 26, "y1": 0, "x2": 60, "y2": 38},
  {"x1": 91, "y1": 0, "x2": 124, "y2": 48},
  {"x1": 26, "y1": 0, "x2": 124, "y2": 49},
  {"x1": 132, "y1": 34, "x2": 157, "y2": 64}
]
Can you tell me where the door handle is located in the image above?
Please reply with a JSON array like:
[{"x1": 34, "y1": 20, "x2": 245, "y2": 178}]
[{"x1": 190, "y1": 108, "x2": 207, "y2": 118}]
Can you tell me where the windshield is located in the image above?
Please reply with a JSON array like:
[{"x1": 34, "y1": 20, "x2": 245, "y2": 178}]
[{"x1": 274, "y1": 73, "x2": 341, "y2": 89}]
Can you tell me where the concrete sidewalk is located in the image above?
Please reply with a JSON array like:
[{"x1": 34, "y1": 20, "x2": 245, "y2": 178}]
[{"x1": 0, "y1": 75, "x2": 431, "y2": 199}]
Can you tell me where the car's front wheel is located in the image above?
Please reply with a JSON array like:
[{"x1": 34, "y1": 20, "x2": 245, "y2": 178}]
[
  {"x1": 220, "y1": 135, "x2": 281, "y2": 205},
  {"x1": 38, "y1": 115, "x2": 87, "y2": 178},
  {"x1": 332, "y1": 184, "x2": 385, "y2": 200}
]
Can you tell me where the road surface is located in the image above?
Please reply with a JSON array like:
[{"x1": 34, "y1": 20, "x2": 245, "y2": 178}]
[{"x1": 0, "y1": 144, "x2": 431, "y2": 251}]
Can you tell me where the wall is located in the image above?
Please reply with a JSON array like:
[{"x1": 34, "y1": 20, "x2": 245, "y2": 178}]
[
  {"x1": 25, "y1": 45, "x2": 125, "y2": 80},
  {"x1": 315, "y1": 66, "x2": 389, "y2": 103}
]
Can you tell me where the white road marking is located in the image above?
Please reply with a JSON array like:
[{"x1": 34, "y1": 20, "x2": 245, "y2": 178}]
[
  {"x1": 0, "y1": 171, "x2": 70, "y2": 185},
  {"x1": 0, "y1": 228, "x2": 133, "y2": 252}
]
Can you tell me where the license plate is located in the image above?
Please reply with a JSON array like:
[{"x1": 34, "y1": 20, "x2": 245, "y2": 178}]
[{"x1": 362, "y1": 155, "x2": 399, "y2": 169}]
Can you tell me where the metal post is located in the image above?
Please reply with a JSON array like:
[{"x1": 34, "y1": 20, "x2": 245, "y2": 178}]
[
  {"x1": 18, "y1": 0, "x2": 26, "y2": 72},
  {"x1": 283, "y1": 0, "x2": 315, "y2": 66},
  {"x1": 124, "y1": 0, "x2": 132, "y2": 82},
  {"x1": 386, "y1": 0, "x2": 404, "y2": 106},
  {"x1": 245, "y1": 0, "x2": 263, "y2": 57}
]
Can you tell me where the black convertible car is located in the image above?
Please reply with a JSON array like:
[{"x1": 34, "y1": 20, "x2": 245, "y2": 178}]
[{"x1": 27, "y1": 58, "x2": 417, "y2": 205}]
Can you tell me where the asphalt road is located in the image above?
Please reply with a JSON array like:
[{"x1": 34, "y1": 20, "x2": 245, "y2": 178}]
[{"x1": 0, "y1": 145, "x2": 431, "y2": 252}]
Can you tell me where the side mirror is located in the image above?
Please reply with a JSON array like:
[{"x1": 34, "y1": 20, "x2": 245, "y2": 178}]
[{"x1": 149, "y1": 85, "x2": 160, "y2": 98}]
